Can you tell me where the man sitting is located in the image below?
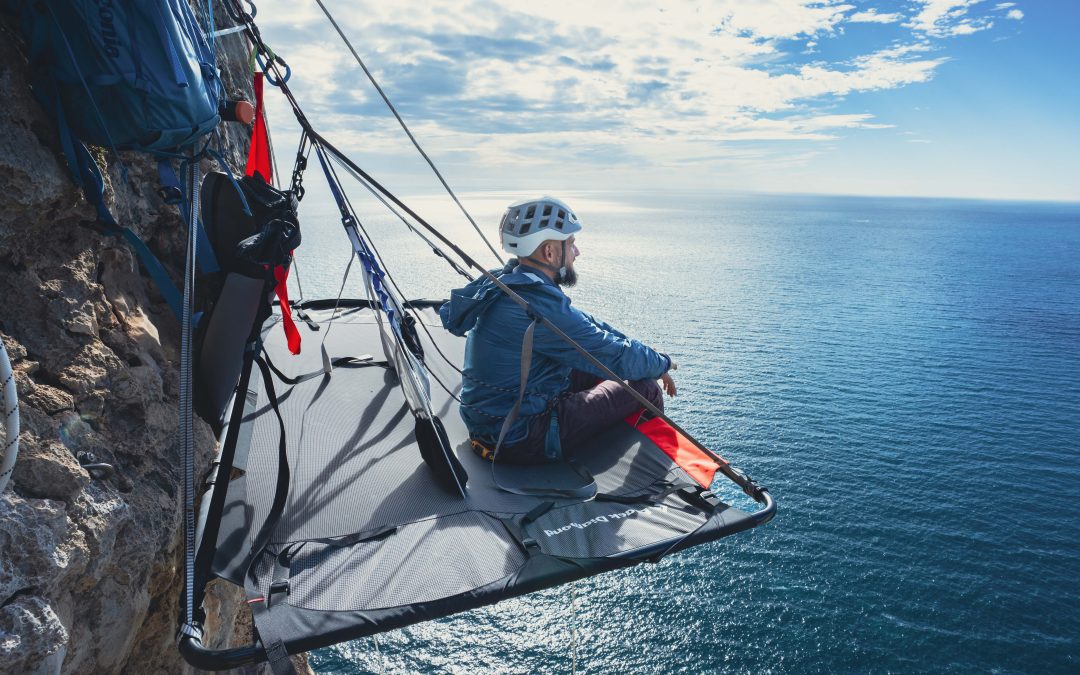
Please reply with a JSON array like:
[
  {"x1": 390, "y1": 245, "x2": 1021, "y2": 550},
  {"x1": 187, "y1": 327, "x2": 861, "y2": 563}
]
[{"x1": 439, "y1": 196, "x2": 677, "y2": 464}]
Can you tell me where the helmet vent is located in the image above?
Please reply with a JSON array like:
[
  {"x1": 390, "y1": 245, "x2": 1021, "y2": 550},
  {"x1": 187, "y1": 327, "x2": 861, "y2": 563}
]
[{"x1": 498, "y1": 196, "x2": 581, "y2": 256}]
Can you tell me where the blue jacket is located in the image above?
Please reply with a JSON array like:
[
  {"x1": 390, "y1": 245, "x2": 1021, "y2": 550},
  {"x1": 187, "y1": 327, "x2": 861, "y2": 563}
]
[{"x1": 439, "y1": 262, "x2": 671, "y2": 445}]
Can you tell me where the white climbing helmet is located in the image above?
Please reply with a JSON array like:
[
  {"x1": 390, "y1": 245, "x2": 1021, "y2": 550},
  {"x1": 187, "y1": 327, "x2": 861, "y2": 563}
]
[{"x1": 498, "y1": 196, "x2": 582, "y2": 257}]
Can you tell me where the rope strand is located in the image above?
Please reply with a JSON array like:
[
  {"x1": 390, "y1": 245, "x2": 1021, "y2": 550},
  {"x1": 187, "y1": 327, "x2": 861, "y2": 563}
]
[{"x1": 312, "y1": 0, "x2": 505, "y2": 266}]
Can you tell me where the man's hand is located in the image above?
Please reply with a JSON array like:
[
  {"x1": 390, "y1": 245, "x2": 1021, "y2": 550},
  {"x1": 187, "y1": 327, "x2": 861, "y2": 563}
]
[{"x1": 660, "y1": 372, "x2": 677, "y2": 397}]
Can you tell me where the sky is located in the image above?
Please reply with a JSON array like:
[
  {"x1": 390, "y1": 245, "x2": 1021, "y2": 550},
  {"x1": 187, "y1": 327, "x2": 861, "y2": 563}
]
[{"x1": 246, "y1": 1, "x2": 1080, "y2": 203}]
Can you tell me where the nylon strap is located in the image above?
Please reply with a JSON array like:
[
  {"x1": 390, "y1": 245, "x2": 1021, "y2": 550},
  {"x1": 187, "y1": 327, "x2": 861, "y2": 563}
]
[
  {"x1": 55, "y1": 103, "x2": 184, "y2": 317},
  {"x1": 490, "y1": 319, "x2": 536, "y2": 465},
  {"x1": 191, "y1": 338, "x2": 261, "y2": 602},
  {"x1": 491, "y1": 320, "x2": 597, "y2": 500},
  {"x1": 262, "y1": 353, "x2": 378, "y2": 386},
  {"x1": 499, "y1": 500, "x2": 554, "y2": 556},
  {"x1": 247, "y1": 547, "x2": 297, "y2": 675},
  {"x1": 246, "y1": 72, "x2": 274, "y2": 183},
  {"x1": 244, "y1": 355, "x2": 294, "y2": 672},
  {"x1": 273, "y1": 265, "x2": 301, "y2": 354},
  {"x1": 158, "y1": 160, "x2": 219, "y2": 274},
  {"x1": 593, "y1": 482, "x2": 691, "y2": 506}
]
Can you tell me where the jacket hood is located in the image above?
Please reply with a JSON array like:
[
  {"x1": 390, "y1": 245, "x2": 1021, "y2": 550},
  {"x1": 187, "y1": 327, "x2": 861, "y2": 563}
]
[{"x1": 439, "y1": 263, "x2": 552, "y2": 336}]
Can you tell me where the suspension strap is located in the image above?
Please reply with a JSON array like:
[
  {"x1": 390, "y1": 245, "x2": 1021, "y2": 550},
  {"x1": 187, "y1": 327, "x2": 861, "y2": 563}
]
[
  {"x1": 262, "y1": 352, "x2": 378, "y2": 386},
  {"x1": 325, "y1": 150, "x2": 473, "y2": 282},
  {"x1": 58, "y1": 107, "x2": 184, "y2": 316},
  {"x1": 247, "y1": 544, "x2": 297, "y2": 675},
  {"x1": 159, "y1": 159, "x2": 220, "y2": 275},
  {"x1": 191, "y1": 338, "x2": 260, "y2": 604},
  {"x1": 312, "y1": 0, "x2": 504, "y2": 266},
  {"x1": 245, "y1": 71, "x2": 273, "y2": 183},
  {"x1": 273, "y1": 264, "x2": 301, "y2": 354},
  {"x1": 312, "y1": 144, "x2": 399, "y2": 330},
  {"x1": 243, "y1": 354, "x2": 294, "y2": 673},
  {"x1": 490, "y1": 319, "x2": 597, "y2": 500}
]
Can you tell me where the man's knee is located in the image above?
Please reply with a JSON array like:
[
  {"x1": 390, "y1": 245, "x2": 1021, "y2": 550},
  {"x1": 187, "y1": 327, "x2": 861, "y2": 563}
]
[{"x1": 632, "y1": 378, "x2": 664, "y2": 411}]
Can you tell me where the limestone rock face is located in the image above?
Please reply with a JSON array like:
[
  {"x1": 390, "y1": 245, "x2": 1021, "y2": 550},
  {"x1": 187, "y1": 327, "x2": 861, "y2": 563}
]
[{"x1": 0, "y1": 8, "x2": 309, "y2": 674}]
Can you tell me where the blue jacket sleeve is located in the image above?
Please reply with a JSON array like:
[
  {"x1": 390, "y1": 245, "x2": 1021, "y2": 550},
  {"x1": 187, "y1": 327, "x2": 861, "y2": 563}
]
[
  {"x1": 580, "y1": 310, "x2": 629, "y2": 340},
  {"x1": 531, "y1": 293, "x2": 670, "y2": 380}
]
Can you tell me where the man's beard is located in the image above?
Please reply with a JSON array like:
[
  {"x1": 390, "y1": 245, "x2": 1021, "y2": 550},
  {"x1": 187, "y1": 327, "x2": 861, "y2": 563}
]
[{"x1": 556, "y1": 266, "x2": 578, "y2": 287}]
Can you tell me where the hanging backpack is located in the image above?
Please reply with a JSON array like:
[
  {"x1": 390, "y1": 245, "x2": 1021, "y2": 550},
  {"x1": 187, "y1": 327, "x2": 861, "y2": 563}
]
[
  {"x1": 8, "y1": 0, "x2": 221, "y2": 153},
  {"x1": 5, "y1": 0, "x2": 224, "y2": 317},
  {"x1": 196, "y1": 171, "x2": 301, "y2": 428}
]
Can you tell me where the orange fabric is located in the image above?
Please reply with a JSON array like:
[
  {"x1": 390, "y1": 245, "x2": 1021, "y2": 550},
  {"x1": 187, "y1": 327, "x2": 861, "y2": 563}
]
[
  {"x1": 627, "y1": 416, "x2": 718, "y2": 488},
  {"x1": 273, "y1": 263, "x2": 301, "y2": 354},
  {"x1": 247, "y1": 74, "x2": 294, "y2": 352},
  {"x1": 245, "y1": 73, "x2": 273, "y2": 184}
]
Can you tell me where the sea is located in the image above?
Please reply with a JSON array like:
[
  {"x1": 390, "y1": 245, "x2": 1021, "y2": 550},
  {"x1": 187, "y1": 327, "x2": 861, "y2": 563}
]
[{"x1": 280, "y1": 187, "x2": 1079, "y2": 674}]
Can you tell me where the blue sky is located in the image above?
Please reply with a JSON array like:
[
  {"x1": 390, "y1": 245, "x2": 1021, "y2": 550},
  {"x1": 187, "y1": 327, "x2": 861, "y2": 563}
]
[{"x1": 250, "y1": 1, "x2": 1079, "y2": 202}]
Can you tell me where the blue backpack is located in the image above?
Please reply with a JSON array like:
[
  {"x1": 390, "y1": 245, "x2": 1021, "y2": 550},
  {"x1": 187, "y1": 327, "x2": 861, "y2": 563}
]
[
  {"x1": 11, "y1": 0, "x2": 221, "y2": 152},
  {"x1": 7, "y1": 0, "x2": 225, "y2": 316}
]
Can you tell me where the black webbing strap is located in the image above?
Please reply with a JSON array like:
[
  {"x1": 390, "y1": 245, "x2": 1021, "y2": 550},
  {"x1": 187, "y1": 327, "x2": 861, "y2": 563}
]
[
  {"x1": 499, "y1": 501, "x2": 555, "y2": 556},
  {"x1": 249, "y1": 546, "x2": 296, "y2": 675},
  {"x1": 192, "y1": 338, "x2": 260, "y2": 603},
  {"x1": 243, "y1": 355, "x2": 295, "y2": 674},
  {"x1": 262, "y1": 352, "x2": 381, "y2": 386},
  {"x1": 189, "y1": 267, "x2": 275, "y2": 631},
  {"x1": 594, "y1": 481, "x2": 690, "y2": 506},
  {"x1": 491, "y1": 320, "x2": 597, "y2": 500},
  {"x1": 301, "y1": 525, "x2": 398, "y2": 548},
  {"x1": 490, "y1": 319, "x2": 536, "y2": 467}
]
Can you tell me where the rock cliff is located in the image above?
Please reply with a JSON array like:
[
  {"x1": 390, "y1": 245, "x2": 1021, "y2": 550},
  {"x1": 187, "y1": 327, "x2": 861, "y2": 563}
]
[{"x1": 0, "y1": 8, "x2": 309, "y2": 674}]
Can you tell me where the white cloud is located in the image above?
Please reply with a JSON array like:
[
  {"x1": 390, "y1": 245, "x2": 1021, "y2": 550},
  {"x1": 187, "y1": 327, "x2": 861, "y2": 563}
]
[
  {"x1": 1006, "y1": 9, "x2": 1024, "y2": 20},
  {"x1": 993, "y1": 2, "x2": 1015, "y2": 8},
  {"x1": 908, "y1": 0, "x2": 994, "y2": 37},
  {"x1": 245, "y1": 1, "x2": 1009, "y2": 192},
  {"x1": 848, "y1": 9, "x2": 904, "y2": 23},
  {"x1": 712, "y1": 1, "x2": 855, "y2": 40}
]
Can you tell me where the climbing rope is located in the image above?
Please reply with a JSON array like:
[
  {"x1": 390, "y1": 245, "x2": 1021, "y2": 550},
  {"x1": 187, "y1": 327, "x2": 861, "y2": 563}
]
[
  {"x1": 179, "y1": 155, "x2": 201, "y2": 635},
  {"x1": 0, "y1": 336, "x2": 20, "y2": 494},
  {"x1": 311, "y1": 0, "x2": 505, "y2": 266},
  {"x1": 318, "y1": 251, "x2": 357, "y2": 374},
  {"x1": 327, "y1": 150, "x2": 475, "y2": 283}
]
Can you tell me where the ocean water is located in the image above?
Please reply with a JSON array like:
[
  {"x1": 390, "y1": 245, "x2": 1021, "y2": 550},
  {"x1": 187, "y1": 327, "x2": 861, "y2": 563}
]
[{"x1": 282, "y1": 187, "x2": 1080, "y2": 673}]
